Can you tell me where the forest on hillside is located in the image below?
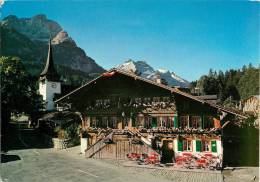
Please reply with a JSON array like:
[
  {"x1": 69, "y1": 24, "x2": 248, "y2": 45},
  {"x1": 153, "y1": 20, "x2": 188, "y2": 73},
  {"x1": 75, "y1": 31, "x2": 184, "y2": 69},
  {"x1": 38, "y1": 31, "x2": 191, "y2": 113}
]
[{"x1": 191, "y1": 64, "x2": 259, "y2": 106}]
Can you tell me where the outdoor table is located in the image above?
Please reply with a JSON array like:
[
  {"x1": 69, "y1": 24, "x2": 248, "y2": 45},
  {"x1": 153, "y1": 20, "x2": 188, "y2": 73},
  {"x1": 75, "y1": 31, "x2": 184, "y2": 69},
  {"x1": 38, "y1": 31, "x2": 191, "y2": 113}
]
[
  {"x1": 204, "y1": 153, "x2": 213, "y2": 157},
  {"x1": 182, "y1": 152, "x2": 192, "y2": 157}
]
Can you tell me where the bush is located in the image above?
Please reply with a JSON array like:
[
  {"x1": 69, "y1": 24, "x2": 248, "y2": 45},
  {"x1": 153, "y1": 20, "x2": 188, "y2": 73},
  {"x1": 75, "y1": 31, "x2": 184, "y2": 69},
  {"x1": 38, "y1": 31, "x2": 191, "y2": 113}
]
[
  {"x1": 54, "y1": 123, "x2": 80, "y2": 147},
  {"x1": 244, "y1": 115, "x2": 257, "y2": 127},
  {"x1": 54, "y1": 126, "x2": 69, "y2": 139},
  {"x1": 65, "y1": 123, "x2": 80, "y2": 139}
]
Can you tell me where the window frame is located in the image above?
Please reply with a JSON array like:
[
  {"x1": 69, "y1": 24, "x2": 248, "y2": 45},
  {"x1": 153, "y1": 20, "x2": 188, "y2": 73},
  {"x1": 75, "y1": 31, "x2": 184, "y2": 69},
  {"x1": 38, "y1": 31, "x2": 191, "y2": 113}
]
[
  {"x1": 189, "y1": 115, "x2": 201, "y2": 129},
  {"x1": 183, "y1": 140, "x2": 192, "y2": 151},
  {"x1": 204, "y1": 116, "x2": 214, "y2": 129},
  {"x1": 179, "y1": 116, "x2": 189, "y2": 129},
  {"x1": 202, "y1": 140, "x2": 211, "y2": 152}
]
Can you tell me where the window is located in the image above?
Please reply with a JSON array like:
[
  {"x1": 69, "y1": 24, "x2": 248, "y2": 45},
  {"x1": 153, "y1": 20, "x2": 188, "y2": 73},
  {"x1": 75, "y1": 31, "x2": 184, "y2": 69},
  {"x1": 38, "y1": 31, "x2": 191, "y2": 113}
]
[
  {"x1": 166, "y1": 117, "x2": 172, "y2": 128},
  {"x1": 143, "y1": 97, "x2": 151, "y2": 103},
  {"x1": 95, "y1": 99, "x2": 102, "y2": 107},
  {"x1": 179, "y1": 116, "x2": 189, "y2": 128},
  {"x1": 103, "y1": 99, "x2": 110, "y2": 105},
  {"x1": 183, "y1": 140, "x2": 192, "y2": 151},
  {"x1": 134, "y1": 98, "x2": 142, "y2": 103},
  {"x1": 153, "y1": 97, "x2": 160, "y2": 102},
  {"x1": 110, "y1": 117, "x2": 117, "y2": 128},
  {"x1": 101, "y1": 117, "x2": 108, "y2": 128},
  {"x1": 162, "y1": 97, "x2": 170, "y2": 103},
  {"x1": 203, "y1": 116, "x2": 214, "y2": 129},
  {"x1": 137, "y1": 115, "x2": 144, "y2": 127},
  {"x1": 202, "y1": 141, "x2": 210, "y2": 152},
  {"x1": 190, "y1": 116, "x2": 201, "y2": 129},
  {"x1": 96, "y1": 117, "x2": 102, "y2": 127}
]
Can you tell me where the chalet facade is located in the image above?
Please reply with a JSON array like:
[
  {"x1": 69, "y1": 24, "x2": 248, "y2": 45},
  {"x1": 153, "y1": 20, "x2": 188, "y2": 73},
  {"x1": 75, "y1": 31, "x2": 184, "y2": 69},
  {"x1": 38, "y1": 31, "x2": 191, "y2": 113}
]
[{"x1": 55, "y1": 69, "x2": 246, "y2": 169}]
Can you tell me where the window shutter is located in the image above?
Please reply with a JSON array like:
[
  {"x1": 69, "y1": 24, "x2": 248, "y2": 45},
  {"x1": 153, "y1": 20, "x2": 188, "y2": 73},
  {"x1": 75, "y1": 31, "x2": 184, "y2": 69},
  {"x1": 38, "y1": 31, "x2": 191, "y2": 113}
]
[
  {"x1": 174, "y1": 116, "x2": 178, "y2": 128},
  {"x1": 211, "y1": 140, "x2": 217, "y2": 153},
  {"x1": 196, "y1": 140, "x2": 201, "y2": 152},
  {"x1": 132, "y1": 116, "x2": 136, "y2": 127},
  {"x1": 178, "y1": 140, "x2": 183, "y2": 151},
  {"x1": 152, "y1": 117, "x2": 157, "y2": 128}
]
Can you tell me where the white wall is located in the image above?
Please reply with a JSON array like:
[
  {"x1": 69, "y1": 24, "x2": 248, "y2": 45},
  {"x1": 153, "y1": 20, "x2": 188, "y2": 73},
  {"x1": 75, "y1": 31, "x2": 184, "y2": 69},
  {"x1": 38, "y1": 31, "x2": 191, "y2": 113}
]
[
  {"x1": 173, "y1": 138, "x2": 223, "y2": 157},
  {"x1": 39, "y1": 79, "x2": 61, "y2": 110},
  {"x1": 39, "y1": 81, "x2": 47, "y2": 100},
  {"x1": 173, "y1": 139, "x2": 178, "y2": 156},
  {"x1": 216, "y1": 139, "x2": 223, "y2": 155}
]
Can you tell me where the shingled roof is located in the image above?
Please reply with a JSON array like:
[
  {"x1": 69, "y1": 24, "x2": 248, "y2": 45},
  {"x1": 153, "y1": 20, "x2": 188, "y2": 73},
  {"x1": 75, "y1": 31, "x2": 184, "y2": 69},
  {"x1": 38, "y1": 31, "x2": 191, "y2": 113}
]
[{"x1": 40, "y1": 39, "x2": 60, "y2": 82}]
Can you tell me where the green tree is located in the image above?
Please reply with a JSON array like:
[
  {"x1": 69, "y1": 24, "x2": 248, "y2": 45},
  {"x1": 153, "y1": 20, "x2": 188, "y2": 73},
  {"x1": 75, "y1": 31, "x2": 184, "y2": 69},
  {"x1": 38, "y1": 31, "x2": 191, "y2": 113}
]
[
  {"x1": 203, "y1": 74, "x2": 219, "y2": 95},
  {"x1": 196, "y1": 75, "x2": 207, "y2": 95},
  {"x1": 217, "y1": 71, "x2": 225, "y2": 98},
  {"x1": 237, "y1": 66, "x2": 259, "y2": 100},
  {"x1": 1, "y1": 56, "x2": 43, "y2": 125},
  {"x1": 195, "y1": 64, "x2": 259, "y2": 105}
]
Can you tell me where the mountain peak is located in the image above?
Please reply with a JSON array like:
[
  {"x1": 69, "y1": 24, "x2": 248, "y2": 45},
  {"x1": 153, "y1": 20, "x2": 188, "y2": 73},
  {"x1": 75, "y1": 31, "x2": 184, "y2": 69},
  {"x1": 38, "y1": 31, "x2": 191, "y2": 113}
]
[
  {"x1": 125, "y1": 59, "x2": 134, "y2": 63},
  {"x1": 117, "y1": 60, "x2": 137, "y2": 73},
  {"x1": 158, "y1": 68, "x2": 169, "y2": 74},
  {"x1": 117, "y1": 59, "x2": 154, "y2": 75},
  {"x1": 2, "y1": 14, "x2": 62, "y2": 42},
  {"x1": 32, "y1": 14, "x2": 47, "y2": 20},
  {"x1": 2, "y1": 14, "x2": 105, "y2": 76},
  {"x1": 3, "y1": 15, "x2": 18, "y2": 21},
  {"x1": 117, "y1": 60, "x2": 190, "y2": 88},
  {"x1": 52, "y1": 30, "x2": 76, "y2": 45}
]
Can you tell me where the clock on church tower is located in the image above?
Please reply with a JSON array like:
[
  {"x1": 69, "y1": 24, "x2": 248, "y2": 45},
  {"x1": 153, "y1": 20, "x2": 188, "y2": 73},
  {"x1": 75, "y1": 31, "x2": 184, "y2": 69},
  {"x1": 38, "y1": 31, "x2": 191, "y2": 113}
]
[{"x1": 39, "y1": 39, "x2": 61, "y2": 111}]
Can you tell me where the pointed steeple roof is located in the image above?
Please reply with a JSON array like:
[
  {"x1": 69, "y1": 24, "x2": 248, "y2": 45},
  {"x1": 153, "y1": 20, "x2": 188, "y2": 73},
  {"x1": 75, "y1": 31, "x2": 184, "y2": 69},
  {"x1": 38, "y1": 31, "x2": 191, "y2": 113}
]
[{"x1": 40, "y1": 39, "x2": 60, "y2": 81}]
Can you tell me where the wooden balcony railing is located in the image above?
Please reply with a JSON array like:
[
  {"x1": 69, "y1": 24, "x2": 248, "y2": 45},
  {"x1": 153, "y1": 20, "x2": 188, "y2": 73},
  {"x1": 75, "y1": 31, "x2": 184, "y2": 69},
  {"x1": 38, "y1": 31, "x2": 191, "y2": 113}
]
[{"x1": 85, "y1": 131, "x2": 113, "y2": 158}]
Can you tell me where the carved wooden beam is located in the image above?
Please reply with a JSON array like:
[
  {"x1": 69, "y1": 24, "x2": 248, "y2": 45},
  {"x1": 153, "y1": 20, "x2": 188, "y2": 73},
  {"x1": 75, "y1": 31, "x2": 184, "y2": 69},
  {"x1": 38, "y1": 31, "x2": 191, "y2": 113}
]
[{"x1": 222, "y1": 120, "x2": 231, "y2": 129}]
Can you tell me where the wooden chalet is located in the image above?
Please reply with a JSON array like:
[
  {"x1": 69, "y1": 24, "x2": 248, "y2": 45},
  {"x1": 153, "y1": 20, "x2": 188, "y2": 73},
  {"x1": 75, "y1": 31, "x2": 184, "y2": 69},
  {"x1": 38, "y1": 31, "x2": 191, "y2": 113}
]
[{"x1": 55, "y1": 68, "x2": 246, "y2": 168}]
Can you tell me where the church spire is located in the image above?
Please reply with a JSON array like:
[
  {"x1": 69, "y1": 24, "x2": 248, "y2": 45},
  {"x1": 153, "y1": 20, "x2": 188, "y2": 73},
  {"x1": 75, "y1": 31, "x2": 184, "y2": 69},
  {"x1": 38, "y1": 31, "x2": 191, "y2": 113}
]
[{"x1": 40, "y1": 39, "x2": 60, "y2": 81}]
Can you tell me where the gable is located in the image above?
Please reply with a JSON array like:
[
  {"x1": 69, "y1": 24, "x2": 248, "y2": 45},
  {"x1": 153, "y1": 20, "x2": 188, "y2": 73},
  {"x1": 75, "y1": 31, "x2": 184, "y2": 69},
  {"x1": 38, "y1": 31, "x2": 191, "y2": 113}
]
[{"x1": 55, "y1": 69, "x2": 246, "y2": 118}]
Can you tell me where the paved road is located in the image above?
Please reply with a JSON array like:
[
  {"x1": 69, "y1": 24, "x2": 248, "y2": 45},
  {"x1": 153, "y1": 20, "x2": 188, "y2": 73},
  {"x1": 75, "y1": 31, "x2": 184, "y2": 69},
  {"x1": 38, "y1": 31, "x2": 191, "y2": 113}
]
[
  {"x1": 1, "y1": 147, "x2": 224, "y2": 182},
  {"x1": 0, "y1": 122, "x2": 250, "y2": 182}
]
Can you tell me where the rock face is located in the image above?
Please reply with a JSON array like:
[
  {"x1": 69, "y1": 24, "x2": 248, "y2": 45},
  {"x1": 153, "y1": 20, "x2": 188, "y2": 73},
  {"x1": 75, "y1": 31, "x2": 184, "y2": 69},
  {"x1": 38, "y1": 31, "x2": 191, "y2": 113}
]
[
  {"x1": 117, "y1": 60, "x2": 190, "y2": 88},
  {"x1": 52, "y1": 31, "x2": 76, "y2": 45},
  {"x1": 2, "y1": 14, "x2": 62, "y2": 42},
  {"x1": 1, "y1": 14, "x2": 105, "y2": 79}
]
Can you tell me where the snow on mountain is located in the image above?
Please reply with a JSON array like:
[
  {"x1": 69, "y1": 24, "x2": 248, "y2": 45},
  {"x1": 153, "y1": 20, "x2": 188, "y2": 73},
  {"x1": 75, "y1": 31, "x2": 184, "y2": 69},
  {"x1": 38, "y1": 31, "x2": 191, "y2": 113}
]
[
  {"x1": 157, "y1": 69, "x2": 168, "y2": 74},
  {"x1": 116, "y1": 60, "x2": 190, "y2": 88},
  {"x1": 117, "y1": 60, "x2": 138, "y2": 73}
]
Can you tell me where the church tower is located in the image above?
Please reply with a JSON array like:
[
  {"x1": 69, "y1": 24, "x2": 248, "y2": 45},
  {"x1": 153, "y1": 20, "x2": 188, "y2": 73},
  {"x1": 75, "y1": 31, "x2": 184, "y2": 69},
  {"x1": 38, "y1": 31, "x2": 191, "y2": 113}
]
[{"x1": 39, "y1": 40, "x2": 61, "y2": 110}]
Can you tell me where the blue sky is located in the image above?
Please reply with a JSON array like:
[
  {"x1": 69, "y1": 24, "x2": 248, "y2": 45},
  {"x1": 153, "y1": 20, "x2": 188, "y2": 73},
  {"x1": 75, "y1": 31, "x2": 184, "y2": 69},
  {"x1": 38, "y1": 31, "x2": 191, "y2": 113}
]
[{"x1": 2, "y1": 0, "x2": 259, "y2": 81}]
